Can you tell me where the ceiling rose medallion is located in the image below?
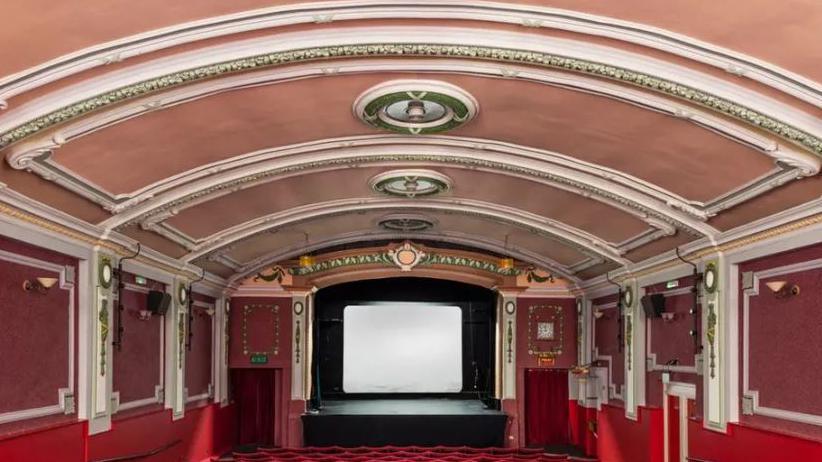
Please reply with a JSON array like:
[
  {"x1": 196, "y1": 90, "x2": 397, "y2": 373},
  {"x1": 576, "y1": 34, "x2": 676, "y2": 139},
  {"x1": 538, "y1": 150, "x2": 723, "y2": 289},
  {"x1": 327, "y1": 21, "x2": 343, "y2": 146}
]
[
  {"x1": 353, "y1": 80, "x2": 478, "y2": 134},
  {"x1": 378, "y1": 213, "x2": 437, "y2": 232},
  {"x1": 369, "y1": 169, "x2": 452, "y2": 198}
]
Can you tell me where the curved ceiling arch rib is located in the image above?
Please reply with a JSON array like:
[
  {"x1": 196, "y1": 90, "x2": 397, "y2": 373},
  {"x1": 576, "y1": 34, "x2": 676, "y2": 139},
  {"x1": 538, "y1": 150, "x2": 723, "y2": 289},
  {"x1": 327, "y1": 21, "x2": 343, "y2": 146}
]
[
  {"x1": 0, "y1": 1, "x2": 819, "y2": 107},
  {"x1": 1, "y1": 28, "x2": 820, "y2": 156},
  {"x1": 176, "y1": 197, "x2": 653, "y2": 266},
  {"x1": 96, "y1": 140, "x2": 720, "y2": 236},
  {"x1": 7, "y1": 60, "x2": 818, "y2": 210}
]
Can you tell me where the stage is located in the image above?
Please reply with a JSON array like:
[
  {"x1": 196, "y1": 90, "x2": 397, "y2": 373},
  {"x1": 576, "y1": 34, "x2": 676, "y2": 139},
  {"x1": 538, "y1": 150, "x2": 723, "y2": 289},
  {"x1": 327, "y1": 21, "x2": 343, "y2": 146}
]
[{"x1": 302, "y1": 398, "x2": 507, "y2": 447}]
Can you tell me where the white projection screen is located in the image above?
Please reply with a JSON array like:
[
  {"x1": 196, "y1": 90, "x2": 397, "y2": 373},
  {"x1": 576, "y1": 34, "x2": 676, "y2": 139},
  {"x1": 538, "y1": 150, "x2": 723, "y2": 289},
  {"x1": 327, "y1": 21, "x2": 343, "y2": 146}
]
[{"x1": 343, "y1": 303, "x2": 462, "y2": 393}]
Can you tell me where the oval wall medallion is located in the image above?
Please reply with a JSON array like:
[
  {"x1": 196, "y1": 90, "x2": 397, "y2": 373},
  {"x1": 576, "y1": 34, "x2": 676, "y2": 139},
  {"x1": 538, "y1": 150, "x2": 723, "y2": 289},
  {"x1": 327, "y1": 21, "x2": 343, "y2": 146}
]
[
  {"x1": 377, "y1": 213, "x2": 437, "y2": 232},
  {"x1": 353, "y1": 80, "x2": 478, "y2": 134},
  {"x1": 369, "y1": 169, "x2": 452, "y2": 198}
]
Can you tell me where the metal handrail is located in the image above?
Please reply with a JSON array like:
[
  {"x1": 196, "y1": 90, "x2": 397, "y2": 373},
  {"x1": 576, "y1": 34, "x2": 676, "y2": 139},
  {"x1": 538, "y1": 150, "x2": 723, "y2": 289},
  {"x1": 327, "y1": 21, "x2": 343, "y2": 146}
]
[
  {"x1": 687, "y1": 457, "x2": 715, "y2": 462},
  {"x1": 91, "y1": 439, "x2": 181, "y2": 462}
]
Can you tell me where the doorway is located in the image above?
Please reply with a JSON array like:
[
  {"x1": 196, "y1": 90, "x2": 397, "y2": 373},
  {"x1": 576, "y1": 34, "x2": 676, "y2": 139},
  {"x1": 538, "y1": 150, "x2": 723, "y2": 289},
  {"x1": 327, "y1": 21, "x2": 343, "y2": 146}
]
[{"x1": 664, "y1": 381, "x2": 696, "y2": 462}]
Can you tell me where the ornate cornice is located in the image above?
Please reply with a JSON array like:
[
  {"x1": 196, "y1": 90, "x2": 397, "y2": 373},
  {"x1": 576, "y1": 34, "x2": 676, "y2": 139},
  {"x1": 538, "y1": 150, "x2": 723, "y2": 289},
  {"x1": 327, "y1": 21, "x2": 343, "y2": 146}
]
[
  {"x1": 1, "y1": 41, "x2": 819, "y2": 156},
  {"x1": 0, "y1": 1, "x2": 818, "y2": 108}
]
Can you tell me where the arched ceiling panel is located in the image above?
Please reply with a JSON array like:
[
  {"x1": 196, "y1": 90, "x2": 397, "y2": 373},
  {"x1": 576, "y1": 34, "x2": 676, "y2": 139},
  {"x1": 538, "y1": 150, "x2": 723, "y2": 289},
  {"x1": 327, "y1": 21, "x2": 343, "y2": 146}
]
[
  {"x1": 161, "y1": 166, "x2": 652, "y2": 243},
  {"x1": 48, "y1": 74, "x2": 776, "y2": 201}
]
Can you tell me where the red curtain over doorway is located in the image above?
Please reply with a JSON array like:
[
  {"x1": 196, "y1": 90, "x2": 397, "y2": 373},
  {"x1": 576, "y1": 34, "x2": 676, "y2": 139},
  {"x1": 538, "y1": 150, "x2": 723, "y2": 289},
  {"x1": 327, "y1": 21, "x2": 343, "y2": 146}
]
[
  {"x1": 525, "y1": 368, "x2": 570, "y2": 446},
  {"x1": 231, "y1": 368, "x2": 282, "y2": 446}
]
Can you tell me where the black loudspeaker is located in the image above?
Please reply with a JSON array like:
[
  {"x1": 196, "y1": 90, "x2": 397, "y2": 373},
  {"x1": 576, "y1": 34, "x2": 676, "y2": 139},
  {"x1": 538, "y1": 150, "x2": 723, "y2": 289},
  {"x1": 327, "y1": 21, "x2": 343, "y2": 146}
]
[
  {"x1": 641, "y1": 293, "x2": 666, "y2": 318},
  {"x1": 147, "y1": 290, "x2": 172, "y2": 316}
]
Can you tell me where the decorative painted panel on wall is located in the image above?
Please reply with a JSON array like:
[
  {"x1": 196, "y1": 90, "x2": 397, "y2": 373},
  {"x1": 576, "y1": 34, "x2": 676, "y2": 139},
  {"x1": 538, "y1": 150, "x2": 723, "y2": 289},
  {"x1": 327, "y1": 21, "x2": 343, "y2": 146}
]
[{"x1": 229, "y1": 297, "x2": 292, "y2": 368}]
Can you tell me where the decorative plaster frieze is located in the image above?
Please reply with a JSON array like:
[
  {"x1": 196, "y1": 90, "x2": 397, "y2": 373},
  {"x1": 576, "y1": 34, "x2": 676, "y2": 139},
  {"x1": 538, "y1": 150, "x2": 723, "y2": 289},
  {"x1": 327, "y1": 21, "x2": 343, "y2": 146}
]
[
  {"x1": 1, "y1": 29, "x2": 820, "y2": 156},
  {"x1": 219, "y1": 229, "x2": 585, "y2": 285},
  {"x1": 0, "y1": 1, "x2": 818, "y2": 109}
]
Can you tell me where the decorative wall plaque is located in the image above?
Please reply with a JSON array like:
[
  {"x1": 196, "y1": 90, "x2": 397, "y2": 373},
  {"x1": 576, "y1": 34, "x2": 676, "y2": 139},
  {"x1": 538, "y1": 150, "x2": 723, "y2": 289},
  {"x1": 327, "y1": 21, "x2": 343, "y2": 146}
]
[
  {"x1": 242, "y1": 304, "x2": 280, "y2": 357},
  {"x1": 527, "y1": 305, "x2": 564, "y2": 358}
]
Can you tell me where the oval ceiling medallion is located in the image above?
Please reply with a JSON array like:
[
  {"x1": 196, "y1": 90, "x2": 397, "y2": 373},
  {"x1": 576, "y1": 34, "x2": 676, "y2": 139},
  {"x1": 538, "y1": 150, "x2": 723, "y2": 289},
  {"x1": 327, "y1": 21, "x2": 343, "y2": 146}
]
[
  {"x1": 369, "y1": 169, "x2": 452, "y2": 198},
  {"x1": 378, "y1": 213, "x2": 437, "y2": 232},
  {"x1": 353, "y1": 80, "x2": 478, "y2": 134}
]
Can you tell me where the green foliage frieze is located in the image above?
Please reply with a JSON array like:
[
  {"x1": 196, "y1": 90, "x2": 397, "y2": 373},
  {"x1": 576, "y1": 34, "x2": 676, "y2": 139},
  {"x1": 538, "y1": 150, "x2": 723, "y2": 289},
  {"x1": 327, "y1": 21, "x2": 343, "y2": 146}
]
[
  {"x1": 288, "y1": 248, "x2": 521, "y2": 276},
  {"x1": 0, "y1": 44, "x2": 819, "y2": 157}
]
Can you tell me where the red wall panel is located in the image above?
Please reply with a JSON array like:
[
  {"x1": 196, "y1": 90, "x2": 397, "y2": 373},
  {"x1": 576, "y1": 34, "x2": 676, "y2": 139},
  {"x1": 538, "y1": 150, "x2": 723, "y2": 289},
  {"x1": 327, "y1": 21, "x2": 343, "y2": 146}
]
[
  {"x1": 0, "y1": 236, "x2": 77, "y2": 422},
  {"x1": 186, "y1": 292, "x2": 215, "y2": 398},
  {"x1": 689, "y1": 419, "x2": 822, "y2": 462},
  {"x1": 88, "y1": 403, "x2": 236, "y2": 462},
  {"x1": 516, "y1": 298, "x2": 577, "y2": 369},
  {"x1": 592, "y1": 293, "x2": 624, "y2": 403},
  {"x1": 0, "y1": 421, "x2": 86, "y2": 462},
  {"x1": 229, "y1": 297, "x2": 292, "y2": 368},
  {"x1": 113, "y1": 285, "x2": 163, "y2": 405},
  {"x1": 597, "y1": 404, "x2": 663, "y2": 462}
]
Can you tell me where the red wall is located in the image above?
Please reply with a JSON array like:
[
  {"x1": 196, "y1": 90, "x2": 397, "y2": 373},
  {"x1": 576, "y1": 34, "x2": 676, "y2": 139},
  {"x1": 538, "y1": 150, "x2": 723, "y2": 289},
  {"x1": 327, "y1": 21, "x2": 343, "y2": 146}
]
[
  {"x1": 0, "y1": 237, "x2": 77, "y2": 417},
  {"x1": 113, "y1": 273, "x2": 165, "y2": 406},
  {"x1": 88, "y1": 403, "x2": 236, "y2": 462},
  {"x1": 597, "y1": 404, "x2": 663, "y2": 462},
  {"x1": 592, "y1": 293, "x2": 623, "y2": 403},
  {"x1": 737, "y1": 243, "x2": 822, "y2": 440},
  {"x1": 187, "y1": 292, "x2": 216, "y2": 398},
  {"x1": 689, "y1": 419, "x2": 822, "y2": 462},
  {"x1": 0, "y1": 421, "x2": 87, "y2": 462},
  {"x1": 229, "y1": 297, "x2": 292, "y2": 369}
]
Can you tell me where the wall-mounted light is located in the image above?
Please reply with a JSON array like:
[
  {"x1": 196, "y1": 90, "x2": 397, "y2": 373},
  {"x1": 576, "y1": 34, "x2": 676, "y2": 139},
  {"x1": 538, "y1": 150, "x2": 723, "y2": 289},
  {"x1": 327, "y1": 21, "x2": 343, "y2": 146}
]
[
  {"x1": 499, "y1": 258, "x2": 514, "y2": 270},
  {"x1": 22, "y1": 277, "x2": 58, "y2": 294},
  {"x1": 299, "y1": 255, "x2": 315, "y2": 268},
  {"x1": 765, "y1": 280, "x2": 800, "y2": 298},
  {"x1": 660, "y1": 312, "x2": 677, "y2": 322},
  {"x1": 133, "y1": 309, "x2": 152, "y2": 321},
  {"x1": 593, "y1": 309, "x2": 607, "y2": 320}
]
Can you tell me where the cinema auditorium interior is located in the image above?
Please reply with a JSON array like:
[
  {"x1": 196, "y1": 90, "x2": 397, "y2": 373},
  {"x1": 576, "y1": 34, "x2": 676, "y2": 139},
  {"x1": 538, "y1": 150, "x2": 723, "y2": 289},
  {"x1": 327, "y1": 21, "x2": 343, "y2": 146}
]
[{"x1": 0, "y1": 1, "x2": 821, "y2": 462}]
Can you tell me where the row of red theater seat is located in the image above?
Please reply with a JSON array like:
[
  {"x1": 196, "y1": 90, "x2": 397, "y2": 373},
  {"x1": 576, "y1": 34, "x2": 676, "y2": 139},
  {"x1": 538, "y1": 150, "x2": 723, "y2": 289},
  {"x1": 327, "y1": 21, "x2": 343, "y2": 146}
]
[{"x1": 230, "y1": 446, "x2": 597, "y2": 462}]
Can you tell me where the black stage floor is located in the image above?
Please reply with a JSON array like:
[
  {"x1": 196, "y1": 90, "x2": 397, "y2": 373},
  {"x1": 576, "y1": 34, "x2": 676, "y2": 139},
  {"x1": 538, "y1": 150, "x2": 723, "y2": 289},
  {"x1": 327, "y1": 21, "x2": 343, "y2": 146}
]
[{"x1": 303, "y1": 399, "x2": 507, "y2": 447}]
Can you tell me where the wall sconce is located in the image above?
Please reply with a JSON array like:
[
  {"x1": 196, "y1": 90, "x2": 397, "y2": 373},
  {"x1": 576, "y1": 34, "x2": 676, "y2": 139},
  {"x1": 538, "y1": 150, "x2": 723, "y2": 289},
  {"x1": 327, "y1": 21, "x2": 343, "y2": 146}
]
[
  {"x1": 299, "y1": 255, "x2": 315, "y2": 268},
  {"x1": 593, "y1": 309, "x2": 609, "y2": 320},
  {"x1": 134, "y1": 309, "x2": 152, "y2": 321},
  {"x1": 499, "y1": 258, "x2": 514, "y2": 270},
  {"x1": 765, "y1": 280, "x2": 800, "y2": 298},
  {"x1": 660, "y1": 312, "x2": 677, "y2": 322},
  {"x1": 22, "y1": 277, "x2": 59, "y2": 294}
]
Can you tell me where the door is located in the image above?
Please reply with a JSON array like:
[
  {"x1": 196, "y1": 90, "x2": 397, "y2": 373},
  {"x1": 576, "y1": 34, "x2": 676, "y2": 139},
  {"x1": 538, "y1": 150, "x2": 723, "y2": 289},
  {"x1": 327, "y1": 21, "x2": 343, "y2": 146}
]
[{"x1": 664, "y1": 382, "x2": 695, "y2": 462}]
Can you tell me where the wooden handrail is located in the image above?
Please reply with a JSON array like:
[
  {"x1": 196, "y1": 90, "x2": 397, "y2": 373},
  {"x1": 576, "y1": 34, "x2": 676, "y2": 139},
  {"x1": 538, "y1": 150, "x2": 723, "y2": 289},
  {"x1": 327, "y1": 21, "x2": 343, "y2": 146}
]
[
  {"x1": 91, "y1": 439, "x2": 181, "y2": 462},
  {"x1": 687, "y1": 457, "x2": 715, "y2": 462}
]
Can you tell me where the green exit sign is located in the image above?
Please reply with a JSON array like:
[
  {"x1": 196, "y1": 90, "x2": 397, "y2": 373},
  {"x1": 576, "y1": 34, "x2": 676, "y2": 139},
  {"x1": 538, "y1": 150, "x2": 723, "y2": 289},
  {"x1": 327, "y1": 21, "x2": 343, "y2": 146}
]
[
  {"x1": 666, "y1": 280, "x2": 680, "y2": 289},
  {"x1": 250, "y1": 354, "x2": 268, "y2": 364}
]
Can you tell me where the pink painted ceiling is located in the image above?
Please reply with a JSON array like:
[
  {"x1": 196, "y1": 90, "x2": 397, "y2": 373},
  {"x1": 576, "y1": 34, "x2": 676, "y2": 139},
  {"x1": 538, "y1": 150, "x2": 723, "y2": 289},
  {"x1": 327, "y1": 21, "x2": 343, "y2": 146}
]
[
  {"x1": 0, "y1": 1, "x2": 819, "y2": 283},
  {"x1": 2, "y1": 0, "x2": 820, "y2": 81}
]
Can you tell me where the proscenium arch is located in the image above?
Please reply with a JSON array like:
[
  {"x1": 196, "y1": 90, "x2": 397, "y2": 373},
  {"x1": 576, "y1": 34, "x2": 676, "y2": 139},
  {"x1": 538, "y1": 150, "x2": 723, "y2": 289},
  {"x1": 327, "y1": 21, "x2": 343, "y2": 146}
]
[
  {"x1": 0, "y1": 1, "x2": 819, "y2": 106},
  {"x1": 180, "y1": 197, "x2": 640, "y2": 267},
  {"x1": 218, "y1": 229, "x2": 596, "y2": 285},
  {"x1": 1, "y1": 28, "x2": 820, "y2": 156}
]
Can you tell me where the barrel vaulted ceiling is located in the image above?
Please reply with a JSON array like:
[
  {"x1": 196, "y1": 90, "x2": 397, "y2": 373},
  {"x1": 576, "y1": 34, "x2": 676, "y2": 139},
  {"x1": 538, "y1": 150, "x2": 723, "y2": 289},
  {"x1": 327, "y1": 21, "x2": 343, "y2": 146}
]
[{"x1": 0, "y1": 0, "x2": 820, "y2": 286}]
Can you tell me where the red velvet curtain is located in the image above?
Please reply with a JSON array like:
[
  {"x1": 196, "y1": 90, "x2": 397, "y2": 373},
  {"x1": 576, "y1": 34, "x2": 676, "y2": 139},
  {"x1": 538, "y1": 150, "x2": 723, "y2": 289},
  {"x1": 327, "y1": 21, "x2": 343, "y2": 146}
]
[
  {"x1": 232, "y1": 368, "x2": 280, "y2": 446},
  {"x1": 524, "y1": 368, "x2": 570, "y2": 446}
]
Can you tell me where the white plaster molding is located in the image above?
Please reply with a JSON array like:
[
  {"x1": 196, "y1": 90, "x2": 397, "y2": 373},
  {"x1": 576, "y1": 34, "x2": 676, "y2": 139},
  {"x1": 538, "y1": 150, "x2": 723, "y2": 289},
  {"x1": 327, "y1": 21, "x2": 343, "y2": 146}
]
[
  {"x1": 177, "y1": 197, "x2": 634, "y2": 266},
  {"x1": 742, "y1": 258, "x2": 822, "y2": 426},
  {"x1": 76, "y1": 135, "x2": 727, "y2": 236},
  {"x1": 0, "y1": 250, "x2": 76, "y2": 425},
  {"x1": 8, "y1": 56, "x2": 814, "y2": 231},
  {"x1": 0, "y1": 1, "x2": 817, "y2": 108},
  {"x1": 580, "y1": 198, "x2": 822, "y2": 294},
  {"x1": 0, "y1": 183, "x2": 227, "y2": 292},
  {"x1": 593, "y1": 350, "x2": 624, "y2": 401}
]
